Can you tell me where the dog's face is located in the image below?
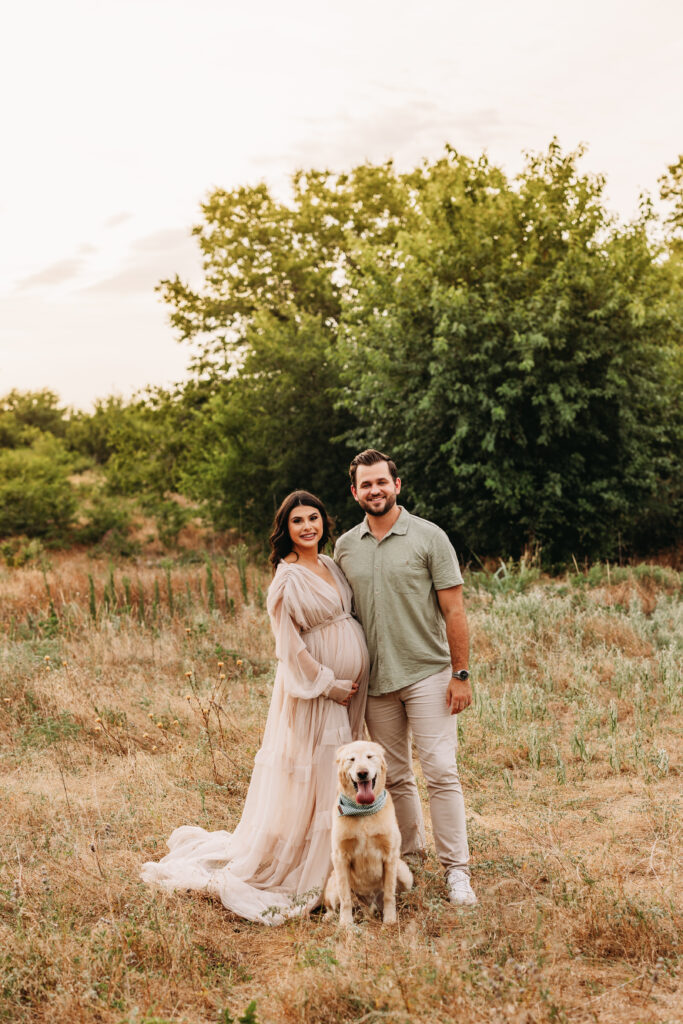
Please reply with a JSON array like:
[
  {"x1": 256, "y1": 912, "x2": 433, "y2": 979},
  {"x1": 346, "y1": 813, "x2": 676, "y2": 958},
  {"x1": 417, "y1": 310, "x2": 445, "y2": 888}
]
[{"x1": 336, "y1": 741, "x2": 387, "y2": 805}]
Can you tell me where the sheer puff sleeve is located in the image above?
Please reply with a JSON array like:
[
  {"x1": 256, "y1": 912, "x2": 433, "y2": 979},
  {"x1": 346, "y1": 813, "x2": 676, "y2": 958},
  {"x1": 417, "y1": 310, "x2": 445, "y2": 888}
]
[{"x1": 266, "y1": 566, "x2": 347, "y2": 701}]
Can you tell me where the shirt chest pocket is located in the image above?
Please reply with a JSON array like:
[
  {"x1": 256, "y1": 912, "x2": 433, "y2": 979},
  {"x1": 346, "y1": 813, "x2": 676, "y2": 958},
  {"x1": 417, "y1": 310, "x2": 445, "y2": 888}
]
[{"x1": 384, "y1": 555, "x2": 428, "y2": 594}]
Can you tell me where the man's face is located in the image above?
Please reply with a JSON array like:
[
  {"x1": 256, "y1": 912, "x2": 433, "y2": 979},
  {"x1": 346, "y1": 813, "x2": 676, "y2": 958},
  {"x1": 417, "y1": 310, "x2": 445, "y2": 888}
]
[{"x1": 352, "y1": 461, "x2": 401, "y2": 517}]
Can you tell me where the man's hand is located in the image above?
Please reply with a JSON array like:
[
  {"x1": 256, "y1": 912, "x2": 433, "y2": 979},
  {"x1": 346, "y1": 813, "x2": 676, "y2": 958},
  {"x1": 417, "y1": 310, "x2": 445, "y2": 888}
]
[{"x1": 446, "y1": 676, "x2": 472, "y2": 715}]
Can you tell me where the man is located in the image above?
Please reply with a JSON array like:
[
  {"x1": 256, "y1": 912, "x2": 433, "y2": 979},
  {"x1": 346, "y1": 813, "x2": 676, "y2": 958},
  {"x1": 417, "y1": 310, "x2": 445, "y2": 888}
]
[{"x1": 334, "y1": 448, "x2": 476, "y2": 906}]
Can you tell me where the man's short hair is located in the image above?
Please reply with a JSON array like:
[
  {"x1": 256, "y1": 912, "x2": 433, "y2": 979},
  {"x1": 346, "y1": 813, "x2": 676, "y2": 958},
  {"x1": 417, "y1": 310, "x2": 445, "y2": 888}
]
[{"x1": 349, "y1": 449, "x2": 399, "y2": 487}]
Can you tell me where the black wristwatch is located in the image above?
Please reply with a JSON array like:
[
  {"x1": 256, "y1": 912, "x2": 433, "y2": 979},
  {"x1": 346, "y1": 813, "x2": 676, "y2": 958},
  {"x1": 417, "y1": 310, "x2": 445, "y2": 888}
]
[{"x1": 452, "y1": 669, "x2": 470, "y2": 681}]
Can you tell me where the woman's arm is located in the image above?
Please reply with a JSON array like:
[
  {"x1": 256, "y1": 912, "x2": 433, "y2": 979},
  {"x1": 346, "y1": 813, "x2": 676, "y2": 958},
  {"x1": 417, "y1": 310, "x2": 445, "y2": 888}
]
[{"x1": 269, "y1": 584, "x2": 356, "y2": 703}]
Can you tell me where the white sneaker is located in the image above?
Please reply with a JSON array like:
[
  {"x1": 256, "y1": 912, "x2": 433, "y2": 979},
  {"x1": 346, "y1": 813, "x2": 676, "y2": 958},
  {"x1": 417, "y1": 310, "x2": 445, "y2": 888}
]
[{"x1": 447, "y1": 868, "x2": 477, "y2": 906}]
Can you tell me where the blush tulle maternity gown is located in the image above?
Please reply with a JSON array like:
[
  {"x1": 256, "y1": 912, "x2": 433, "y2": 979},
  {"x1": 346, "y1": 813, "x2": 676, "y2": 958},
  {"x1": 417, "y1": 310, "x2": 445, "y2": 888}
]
[{"x1": 141, "y1": 555, "x2": 369, "y2": 924}]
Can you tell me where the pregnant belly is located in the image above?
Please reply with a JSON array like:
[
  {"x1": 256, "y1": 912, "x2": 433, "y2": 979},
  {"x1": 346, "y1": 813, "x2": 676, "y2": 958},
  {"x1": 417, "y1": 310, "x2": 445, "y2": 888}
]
[{"x1": 307, "y1": 618, "x2": 368, "y2": 683}]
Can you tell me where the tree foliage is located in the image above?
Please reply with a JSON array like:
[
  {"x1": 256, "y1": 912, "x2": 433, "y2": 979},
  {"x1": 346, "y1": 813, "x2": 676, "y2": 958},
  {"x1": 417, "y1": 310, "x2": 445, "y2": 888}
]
[
  {"x1": 118, "y1": 143, "x2": 681, "y2": 559},
  {"x1": 337, "y1": 144, "x2": 682, "y2": 562},
  {"x1": 0, "y1": 389, "x2": 68, "y2": 448},
  {"x1": 2, "y1": 144, "x2": 680, "y2": 562},
  {"x1": 150, "y1": 165, "x2": 410, "y2": 531},
  {"x1": 0, "y1": 393, "x2": 138, "y2": 548}
]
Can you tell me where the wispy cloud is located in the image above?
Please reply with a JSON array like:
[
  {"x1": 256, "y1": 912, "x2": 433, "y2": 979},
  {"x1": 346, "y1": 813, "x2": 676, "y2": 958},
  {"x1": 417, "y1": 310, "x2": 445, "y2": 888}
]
[
  {"x1": 16, "y1": 257, "x2": 85, "y2": 291},
  {"x1": 130, "y1": 228, "x2": 192, "y2": 252},
  {"x1": 83, "y1": 228, "x2": 199, "y2": 297},
  {"x1": 82, "y1": 265, "x2": 161, "y2": 296},
  {"x1": 103, "y1": 212, "x2": 133, "y2": 228},
  {"x1": 255, "y1": 98, "x2": 521, "y2": 181}
]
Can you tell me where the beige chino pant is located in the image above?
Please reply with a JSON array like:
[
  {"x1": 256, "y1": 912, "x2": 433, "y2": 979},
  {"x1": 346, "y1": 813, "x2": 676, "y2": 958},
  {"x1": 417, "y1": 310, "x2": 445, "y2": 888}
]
[{"x1": 365, "y1": 667, "x2": 470, "y2": 875}]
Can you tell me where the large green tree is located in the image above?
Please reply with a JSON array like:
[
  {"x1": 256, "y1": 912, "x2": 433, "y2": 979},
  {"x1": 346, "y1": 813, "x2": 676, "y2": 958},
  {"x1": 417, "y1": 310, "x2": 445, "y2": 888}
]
[
  {"x1": 106, "y1": 143, "x2": 680, "y2": 559},
  {"x1": 338, "y1": 143, "x2": 681, "y2": 562},
  {"x1": 155, "y1": 165, "x2": 409, "y2": 533}
]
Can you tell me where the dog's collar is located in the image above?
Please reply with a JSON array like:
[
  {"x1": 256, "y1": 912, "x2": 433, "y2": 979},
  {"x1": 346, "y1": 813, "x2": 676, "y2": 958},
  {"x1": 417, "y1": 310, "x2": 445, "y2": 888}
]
[{"x1": 338, "y1": 789, "x2": 388, "y2": 817}]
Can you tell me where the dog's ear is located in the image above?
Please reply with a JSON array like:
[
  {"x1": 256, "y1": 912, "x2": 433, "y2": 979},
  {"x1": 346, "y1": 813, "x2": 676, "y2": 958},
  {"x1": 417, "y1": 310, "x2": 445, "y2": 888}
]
[{"x1": 335, "y1": 745, "x2": 347, "y2": 764}]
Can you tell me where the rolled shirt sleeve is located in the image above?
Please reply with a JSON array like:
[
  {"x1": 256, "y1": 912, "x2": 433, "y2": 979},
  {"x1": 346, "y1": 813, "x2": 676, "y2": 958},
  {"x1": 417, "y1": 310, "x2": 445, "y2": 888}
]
[{"x1": 427, "y1": 527, "x2": 464, "y2": 590}]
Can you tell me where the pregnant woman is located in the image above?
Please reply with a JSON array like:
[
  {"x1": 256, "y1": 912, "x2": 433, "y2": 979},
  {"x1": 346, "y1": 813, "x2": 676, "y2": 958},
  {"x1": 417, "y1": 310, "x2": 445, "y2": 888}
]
[{"x1": 141, "y1": 491, "x2": 369, "y2": 924}]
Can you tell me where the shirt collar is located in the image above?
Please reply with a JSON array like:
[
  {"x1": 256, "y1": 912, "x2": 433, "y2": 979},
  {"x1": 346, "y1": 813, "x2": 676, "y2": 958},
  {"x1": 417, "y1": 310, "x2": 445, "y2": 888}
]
[{"x1": 359, "y1": 506, "x2": 410, "y2": 538}]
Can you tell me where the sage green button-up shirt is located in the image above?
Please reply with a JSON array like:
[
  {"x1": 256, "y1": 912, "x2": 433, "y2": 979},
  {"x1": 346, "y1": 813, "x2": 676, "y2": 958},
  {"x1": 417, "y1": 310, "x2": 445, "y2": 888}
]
[{"x1": 334, "y1": 507, "x2": 464, "y2": 696}]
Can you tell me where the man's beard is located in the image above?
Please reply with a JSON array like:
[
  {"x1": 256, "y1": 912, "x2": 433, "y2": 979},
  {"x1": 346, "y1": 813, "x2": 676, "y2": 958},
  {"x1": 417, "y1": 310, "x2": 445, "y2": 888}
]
[{"x1": 359, "y1": 493, "x2": 397, "y2": 518}]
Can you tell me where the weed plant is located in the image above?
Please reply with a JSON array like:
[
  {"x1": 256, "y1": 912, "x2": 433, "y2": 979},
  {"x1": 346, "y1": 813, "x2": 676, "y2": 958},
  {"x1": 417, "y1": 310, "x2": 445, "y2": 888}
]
[{"x1": 0, "y1": 555, "x2": 680, "y2": 1022}]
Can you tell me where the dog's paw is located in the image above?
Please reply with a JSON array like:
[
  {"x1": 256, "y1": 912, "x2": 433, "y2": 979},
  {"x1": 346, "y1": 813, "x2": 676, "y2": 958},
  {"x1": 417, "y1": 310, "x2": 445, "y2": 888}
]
[
  {"x1": 397, "y1": 860, "x2": 414, "y2": 891},
  {"x1": 339, "y1": 910, "x2": 355, "y2": 928},
  {"x1": 382, "y1": 906, "x2": 397, "y2": 926}
]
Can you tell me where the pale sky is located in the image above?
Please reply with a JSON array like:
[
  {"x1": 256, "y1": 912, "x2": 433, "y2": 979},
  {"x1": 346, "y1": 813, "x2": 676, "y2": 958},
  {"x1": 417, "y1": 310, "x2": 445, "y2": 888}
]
[{"x1": 1, "y1": 0, "x2": 681, "y2": 409}]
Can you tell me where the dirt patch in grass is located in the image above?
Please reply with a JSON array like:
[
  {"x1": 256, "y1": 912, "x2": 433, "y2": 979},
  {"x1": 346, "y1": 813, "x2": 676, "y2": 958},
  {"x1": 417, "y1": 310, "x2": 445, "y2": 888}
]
[{"x1": 581, "y1": 614, "x2": 654, "y2": 658}]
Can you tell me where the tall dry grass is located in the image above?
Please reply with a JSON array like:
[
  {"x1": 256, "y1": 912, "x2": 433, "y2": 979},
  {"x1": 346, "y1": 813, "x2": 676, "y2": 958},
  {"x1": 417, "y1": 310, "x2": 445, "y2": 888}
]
[{"x1": 0, "y1": 555, "x2": 681, "y2": 1023}]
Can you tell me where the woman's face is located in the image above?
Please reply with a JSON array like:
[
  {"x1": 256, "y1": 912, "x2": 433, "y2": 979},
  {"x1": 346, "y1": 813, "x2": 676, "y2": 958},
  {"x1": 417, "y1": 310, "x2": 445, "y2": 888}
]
[{"x1": 287, "y1": 504, "x2": 323, "y2": 556}]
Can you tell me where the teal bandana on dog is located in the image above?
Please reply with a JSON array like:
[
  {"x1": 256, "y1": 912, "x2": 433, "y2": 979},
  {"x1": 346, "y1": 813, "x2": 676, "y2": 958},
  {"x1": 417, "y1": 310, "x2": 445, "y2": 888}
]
[{"x1": 337, "y1": 790, "x2": 388, "y2": 817}]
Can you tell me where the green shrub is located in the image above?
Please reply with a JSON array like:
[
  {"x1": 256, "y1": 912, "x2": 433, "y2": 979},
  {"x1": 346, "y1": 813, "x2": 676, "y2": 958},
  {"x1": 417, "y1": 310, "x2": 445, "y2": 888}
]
[
  {"x1": 75, "y1": 493, "x2": 132, "y2": 546},
  {"x1": 0, "y1": 440, "x2": 75, "y2": 541},
  {"x1": 0, "y1": 389, "x2": 68, "y2": 448},
  {"x1": 143, "y1": 495, "x2": 192, "y2": 547},
  {"x1": 65, "y1": 395, "x2": 128, "y2": 464},
  {"x1": 466, "y1": 556, "x2": 541, "y2": 596},
  {"x1": 0, "y1": 536, "x2": 46, "y2": 567}
]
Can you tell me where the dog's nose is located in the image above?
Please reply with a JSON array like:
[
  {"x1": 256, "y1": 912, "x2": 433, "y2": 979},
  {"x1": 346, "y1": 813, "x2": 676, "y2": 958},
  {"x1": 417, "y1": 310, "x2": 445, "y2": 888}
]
[{"x1": 356, "y1": 769, "x2": 369, "y2": 780}]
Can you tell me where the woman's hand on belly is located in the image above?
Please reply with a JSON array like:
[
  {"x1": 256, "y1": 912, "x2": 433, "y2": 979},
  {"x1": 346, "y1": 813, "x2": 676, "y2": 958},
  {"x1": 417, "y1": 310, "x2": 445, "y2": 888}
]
[{"x1": 326, "y1": 678, "x2": 359, "y2": 706}]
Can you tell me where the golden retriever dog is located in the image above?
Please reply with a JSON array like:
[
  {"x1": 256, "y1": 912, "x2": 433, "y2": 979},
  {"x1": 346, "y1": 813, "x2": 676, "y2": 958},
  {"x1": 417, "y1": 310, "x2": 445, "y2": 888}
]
[{"x1": 324, "y1": 740, "x2": 413, "y2": 926}]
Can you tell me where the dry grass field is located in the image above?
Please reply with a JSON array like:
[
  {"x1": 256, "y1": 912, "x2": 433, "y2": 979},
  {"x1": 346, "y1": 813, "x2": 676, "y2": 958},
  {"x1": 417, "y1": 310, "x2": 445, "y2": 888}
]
[{"x1": 0, "y1": 552, "x2": 681, "y2": 1024}]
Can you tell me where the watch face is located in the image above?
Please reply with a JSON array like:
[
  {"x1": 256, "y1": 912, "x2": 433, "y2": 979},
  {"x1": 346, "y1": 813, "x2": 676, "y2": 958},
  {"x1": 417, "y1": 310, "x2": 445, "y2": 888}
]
[{"x1": 454, "y1": 670, "x2": 469, "y2": 680}]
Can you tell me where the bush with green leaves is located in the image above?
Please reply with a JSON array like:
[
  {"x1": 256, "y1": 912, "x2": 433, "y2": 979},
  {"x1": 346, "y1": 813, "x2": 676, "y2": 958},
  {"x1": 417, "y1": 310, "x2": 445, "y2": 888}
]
[
  {"x1": 0, "y1": 439, "x2": 76, "y2": 541},
  {"x1": 65, "y1": 395, "x2": 128, "y2": 464},
  {"x1": 74, "y1": 491, "x2": 133, "y2": 546},
  {"x1": 0, "y1": 389, "x2": 68, "y2": 449},
  {"x1": 0, "y1": 536, "x2": 46, "y2": 567}
]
